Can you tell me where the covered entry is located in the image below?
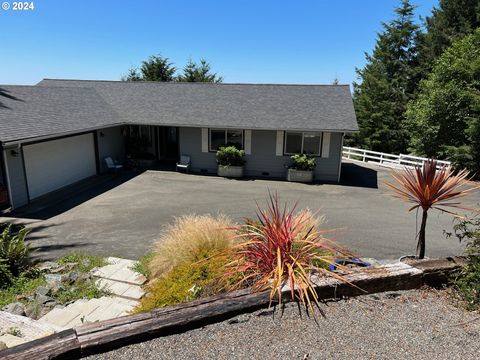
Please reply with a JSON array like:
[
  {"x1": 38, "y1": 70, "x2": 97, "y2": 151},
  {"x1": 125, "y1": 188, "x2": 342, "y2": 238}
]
[{"x1": 23, "y1": 133, "x2": 97, "y2": 200}]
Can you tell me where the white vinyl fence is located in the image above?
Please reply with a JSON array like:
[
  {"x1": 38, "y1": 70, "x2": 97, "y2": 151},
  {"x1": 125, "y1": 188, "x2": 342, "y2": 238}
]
[{"x1": 342, "y1": 146, "x2": 451, "y2": 169}]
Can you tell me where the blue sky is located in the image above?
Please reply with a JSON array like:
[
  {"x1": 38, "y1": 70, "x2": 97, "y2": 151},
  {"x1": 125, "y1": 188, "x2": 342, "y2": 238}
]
[{"x1": 0, "y1": 0, "x2": 437, "y2": 85}]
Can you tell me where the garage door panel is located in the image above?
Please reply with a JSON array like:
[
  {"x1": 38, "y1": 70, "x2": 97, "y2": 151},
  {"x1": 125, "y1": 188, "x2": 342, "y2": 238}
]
[{"x1": 23, "y1": 133, "x2": 97, "y2": 200}]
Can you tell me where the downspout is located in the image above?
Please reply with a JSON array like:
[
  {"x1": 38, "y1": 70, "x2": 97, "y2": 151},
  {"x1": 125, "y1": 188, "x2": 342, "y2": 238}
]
[
  {"x1": 337, "y1": 133, "x2": 344, "y2": 183},
  {"x1": 1, "y1": 143, "x2": 14, "y2": 210}
]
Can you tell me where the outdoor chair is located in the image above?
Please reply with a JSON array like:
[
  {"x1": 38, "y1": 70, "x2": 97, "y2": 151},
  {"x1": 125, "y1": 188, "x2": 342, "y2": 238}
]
[
  {"x1": 105, "y1": 157, "x2": 124, "y2": 173},
  {"x1": 176, "y1": 155, "x2": 191, "y2": 173}
]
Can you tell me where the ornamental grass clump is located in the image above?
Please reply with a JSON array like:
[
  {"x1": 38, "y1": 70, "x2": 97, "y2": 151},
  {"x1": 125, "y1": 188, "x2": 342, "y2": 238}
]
[
  {"x1": 148, "y1": 214, "x2": 236, "y2": 280},
  {"x1": 136, "y1": 214, "x2": 237, "y2": 312},
  {"x1": 225, "y1": 193, "x2": 353, "y2": 313},
  {"x1": 385, "y1": 159, "x2": 478, "y2": 259}
]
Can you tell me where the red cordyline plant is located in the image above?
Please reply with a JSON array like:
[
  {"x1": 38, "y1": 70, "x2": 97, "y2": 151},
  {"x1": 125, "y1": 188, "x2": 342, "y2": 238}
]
[
  {"x1": 385, "y1": 159, "x2": 478, "y2": 259},
  {"x1": 224, "y1": 193, "x2": 353, "y2": 313}
]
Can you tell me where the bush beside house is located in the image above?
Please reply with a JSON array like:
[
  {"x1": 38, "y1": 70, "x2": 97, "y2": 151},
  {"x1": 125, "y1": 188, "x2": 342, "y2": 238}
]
[
  {"x1": 216, "y1": 146, "x2": 246, "y2": 178},
  {"x1": 287, "y1": 154, "x2": 316, "y2": 183}
]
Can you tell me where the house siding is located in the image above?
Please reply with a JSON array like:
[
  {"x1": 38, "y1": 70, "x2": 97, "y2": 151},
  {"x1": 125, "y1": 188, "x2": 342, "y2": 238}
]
[
  {"x1": 4, "y1": 148, "x2": 28, "y2": 209},
  {"x1": 97, "y1": 126, "x2": 126, "y2": 173},
  {"x1": 178, "y1": 127, "x2": 342, "y2": 182}
]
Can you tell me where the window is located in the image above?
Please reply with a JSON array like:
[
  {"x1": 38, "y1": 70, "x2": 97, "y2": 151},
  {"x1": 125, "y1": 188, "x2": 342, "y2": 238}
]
[
  {"x1": 209, "y1": 129, "x2": 244, "y2": 151},
  {"x1": 284, "y1": 131, "x2": 322, "y2": 156}
]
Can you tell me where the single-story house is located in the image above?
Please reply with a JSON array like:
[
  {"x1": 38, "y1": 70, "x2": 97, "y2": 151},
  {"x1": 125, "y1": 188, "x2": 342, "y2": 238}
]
[{"x1": 0, "y1": 80, "x2": 358, "y2": 210}]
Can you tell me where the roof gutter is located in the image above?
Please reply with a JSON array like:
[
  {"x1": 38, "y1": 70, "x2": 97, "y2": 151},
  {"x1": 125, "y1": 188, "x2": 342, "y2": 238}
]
[{"x1": 1, "y1": 122, "x2": 358, "y2": 147}]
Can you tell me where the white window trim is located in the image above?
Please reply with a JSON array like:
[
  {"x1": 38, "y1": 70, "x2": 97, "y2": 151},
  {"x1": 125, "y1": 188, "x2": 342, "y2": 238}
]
[
  {"x1": 208, "y1": 128, "x2": 244, "y2": 152},
  {"x1": 283, "y1": 131, "x2": 323, "y2": 156}
]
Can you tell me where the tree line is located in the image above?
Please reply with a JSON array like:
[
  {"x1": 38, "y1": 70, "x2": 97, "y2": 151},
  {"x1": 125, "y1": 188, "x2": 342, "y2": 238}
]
[
  {"x1": 122, "y1": 56, "x2": 223, "y2": 83},
  {"x1": 347, "y1": 0, "x2": 480, "y2": 174}
]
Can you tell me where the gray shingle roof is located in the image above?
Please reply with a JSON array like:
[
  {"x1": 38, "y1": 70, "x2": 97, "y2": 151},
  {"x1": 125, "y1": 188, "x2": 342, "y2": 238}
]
[
  {"x1": 0, "y1": 80, "x2": 358, "y2": 143},
  {"x1": 0, "y1": 85, "x2": 122, "y2": 142}
]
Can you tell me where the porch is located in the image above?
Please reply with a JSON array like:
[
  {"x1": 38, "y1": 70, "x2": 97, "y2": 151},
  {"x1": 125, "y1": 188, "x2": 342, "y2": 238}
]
[{"x1": 126, "y1": 125, "x2": 179, "y2": 167}]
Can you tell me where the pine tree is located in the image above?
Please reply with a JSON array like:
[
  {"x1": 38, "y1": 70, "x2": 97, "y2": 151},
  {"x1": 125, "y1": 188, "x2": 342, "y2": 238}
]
[
  {"x1": 418, "y1": 0, "x2": 480, "y2": 76},
  {"x1": 177, "y1": 59, "x2": 223, "y2": 83},
  {"x1": 139, "y1": 55, "x2": 176, "y2": 82},
  {"x1": 348, "y1": 0, "x2": 421, "y2": 154},
  {"x1": 121, "y1": 67, "x2": 142, "y2": 81}
]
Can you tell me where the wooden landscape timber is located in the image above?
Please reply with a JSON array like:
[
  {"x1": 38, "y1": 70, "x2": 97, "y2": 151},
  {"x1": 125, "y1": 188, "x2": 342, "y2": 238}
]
[{"x1": 0, "y1": 258, "x2": 467, "y2": 360}]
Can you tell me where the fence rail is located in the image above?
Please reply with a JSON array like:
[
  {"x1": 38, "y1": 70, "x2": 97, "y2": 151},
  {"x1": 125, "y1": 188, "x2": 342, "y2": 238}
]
[{"x1": 342, "y1": 146, "x2": 451, "y2": 169}]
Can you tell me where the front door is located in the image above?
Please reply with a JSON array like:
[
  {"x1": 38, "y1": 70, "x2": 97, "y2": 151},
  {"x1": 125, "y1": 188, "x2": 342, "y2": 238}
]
[{"x1": 157, "y1": 127, "x2": 179, "y2": 161}]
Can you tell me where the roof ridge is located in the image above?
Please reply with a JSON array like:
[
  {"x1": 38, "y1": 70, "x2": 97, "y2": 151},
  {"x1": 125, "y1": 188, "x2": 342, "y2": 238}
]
[{"x1": 39, "y1": 79, "x2": 350, "y2": 87}]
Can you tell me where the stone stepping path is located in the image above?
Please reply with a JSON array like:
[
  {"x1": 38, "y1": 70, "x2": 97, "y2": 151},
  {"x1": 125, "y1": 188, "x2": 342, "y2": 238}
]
[
  {"x1": 37, "y1": 296, "x2": 137, "y2": 329},
  {"x1": 0, "y1": 311, "x2": 60, "y2": 348},
  {"x1": 37, "y1": 257, "x2": 147, "y2": 331},
  {"x1": 92, "y1": 257, "x2": 147, "y2": 300}
]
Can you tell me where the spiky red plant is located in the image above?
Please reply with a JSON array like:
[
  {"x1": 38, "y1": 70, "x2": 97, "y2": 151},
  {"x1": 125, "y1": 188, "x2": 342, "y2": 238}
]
[
  {"x1": 225, "y1": 193, "x2": 353, "y2": 312},
  {"x1": 385, "y1": 159, "x2": 478, "y2": 259}
]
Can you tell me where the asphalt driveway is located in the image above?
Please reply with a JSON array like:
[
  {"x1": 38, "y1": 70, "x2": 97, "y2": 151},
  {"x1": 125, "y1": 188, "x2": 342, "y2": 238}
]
[{"x1": 2, "y1": 162, "x2": 479, "y2": 261}]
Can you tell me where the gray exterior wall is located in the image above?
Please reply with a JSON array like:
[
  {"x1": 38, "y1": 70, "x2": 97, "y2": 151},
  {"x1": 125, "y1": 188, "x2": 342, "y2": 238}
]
[
  {"x1": 97, "y1": 126, "x2": 126, "y2": 173},
  {"x1": 179, "y1": 127, "x2": 343, "y2": 182},
  {"x1": 4, "y1": 148, "x2": 28, "y2": 209}
]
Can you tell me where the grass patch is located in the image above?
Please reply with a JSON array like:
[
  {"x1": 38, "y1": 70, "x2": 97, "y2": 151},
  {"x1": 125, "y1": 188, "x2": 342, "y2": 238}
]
[
  {"x1": 57, "y1": 252, "x2": 108, "y2": 273},
  {"x1": 132, "y1": 252, "x2": 154, "y2": 278},
  {"x1": 54, "y1": 278, "x2": 108, "y2": 304},
  {"x1": 1, "y1": 252, "x2": 109, "y2": 308},
  {"x1": 0, "y1": 274, "x2": 46, "y2": 308}
]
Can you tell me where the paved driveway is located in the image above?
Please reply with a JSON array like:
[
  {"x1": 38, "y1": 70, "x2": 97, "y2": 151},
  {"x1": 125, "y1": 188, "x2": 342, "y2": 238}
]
[{"x1": 2, "y1": 162, "x2": 479, "y2": 261}]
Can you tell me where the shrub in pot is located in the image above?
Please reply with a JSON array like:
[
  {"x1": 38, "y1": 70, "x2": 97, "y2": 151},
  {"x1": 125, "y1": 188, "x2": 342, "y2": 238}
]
[
  {"x1": 216, "y1": 146, "x2": 246, "y2": 178},
  {"x1": 287, "y1": 154, "x2": 316, "y2": 183}
]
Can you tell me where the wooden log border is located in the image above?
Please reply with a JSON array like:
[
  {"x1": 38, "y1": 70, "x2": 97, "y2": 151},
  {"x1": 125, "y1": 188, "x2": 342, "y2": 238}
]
[{"x1": 0, "y1": 257, "x2": 467, "y2": 360}]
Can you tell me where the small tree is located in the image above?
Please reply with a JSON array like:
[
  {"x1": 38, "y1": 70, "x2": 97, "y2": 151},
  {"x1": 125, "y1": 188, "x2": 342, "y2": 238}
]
[
  {"x1": 177, "y1": 59, "x2": 223, "y2": 83},
  {"x1": 385, "y1": 159, "x2": 477, "y2": 259},
  {"x1": 121, "y1": 67, "x2": 142, "y2": 81}
]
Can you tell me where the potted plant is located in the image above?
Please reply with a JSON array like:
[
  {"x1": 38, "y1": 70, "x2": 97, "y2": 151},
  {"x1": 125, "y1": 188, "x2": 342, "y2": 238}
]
[
  {"x1": 216, "y1": 146, "x2": 246, "y2": 178},
  {"x1": 287, "y1": 154, "x2": 316, "y2": 183}
]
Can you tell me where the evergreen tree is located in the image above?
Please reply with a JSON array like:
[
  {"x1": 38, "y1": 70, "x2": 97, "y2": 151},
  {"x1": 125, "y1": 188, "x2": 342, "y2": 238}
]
[
  {"x1": 139, "y1": 55, "x2": 176, "y2": 82},
  {"x1": 405, "y1": 29, "x2": 480, "y2": 174},
  {"x1": 177, "y1": 59, "x2": 223, "y2": 83},
  {"x1": 348, "y1": 0, "x2": 421, "y2": 154},
  {"x1": 418, "y1": 0, "x2": 480, "y2": 76},
  {"x1": 121, "y1": 67, "x2": 142, "y2": 81}
]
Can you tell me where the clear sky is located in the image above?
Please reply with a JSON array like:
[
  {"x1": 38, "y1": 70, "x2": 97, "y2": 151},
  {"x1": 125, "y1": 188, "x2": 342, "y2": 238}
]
[{"x1": 0, "y1": 0, "x2": 438, "y2": 85}]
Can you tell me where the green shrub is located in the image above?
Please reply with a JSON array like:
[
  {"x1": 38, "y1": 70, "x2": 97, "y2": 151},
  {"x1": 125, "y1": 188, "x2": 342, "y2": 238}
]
[
  {"x1": 290, "y1": 154, "x2": 316, "y2": 171},
  {"x1": 216, "y1": 146, "x2": 246, "y2": 166},
  {"x1": 134, "y1": 253, "x2": 232, "y2": 312},
  {"x1": 447, "y1": 216, "x2": 480, "y2": 310},
  {"x1": 0, "y1": 223, "x2": 31, "y2": 283}
]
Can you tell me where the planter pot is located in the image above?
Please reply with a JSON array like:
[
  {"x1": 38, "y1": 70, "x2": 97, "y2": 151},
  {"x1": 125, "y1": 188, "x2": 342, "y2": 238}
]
[
  {"x1": 287, "y1": 169, "x2": 314, "y2": 183},
  {"x1": 217, "y1": 165, "x2": 244, "y2": 178}
]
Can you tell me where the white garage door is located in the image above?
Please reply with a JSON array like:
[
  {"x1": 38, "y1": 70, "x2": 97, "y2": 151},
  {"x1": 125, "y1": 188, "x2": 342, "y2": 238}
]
[{"x1": 23, "y1": 133, "x2": 97, "y2": 200}]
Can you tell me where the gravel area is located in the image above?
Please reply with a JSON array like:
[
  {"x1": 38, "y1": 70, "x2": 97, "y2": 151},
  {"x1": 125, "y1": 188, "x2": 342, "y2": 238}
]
[{"x1": 84, "y1": 289, "x2": 480, "y2": 360}]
